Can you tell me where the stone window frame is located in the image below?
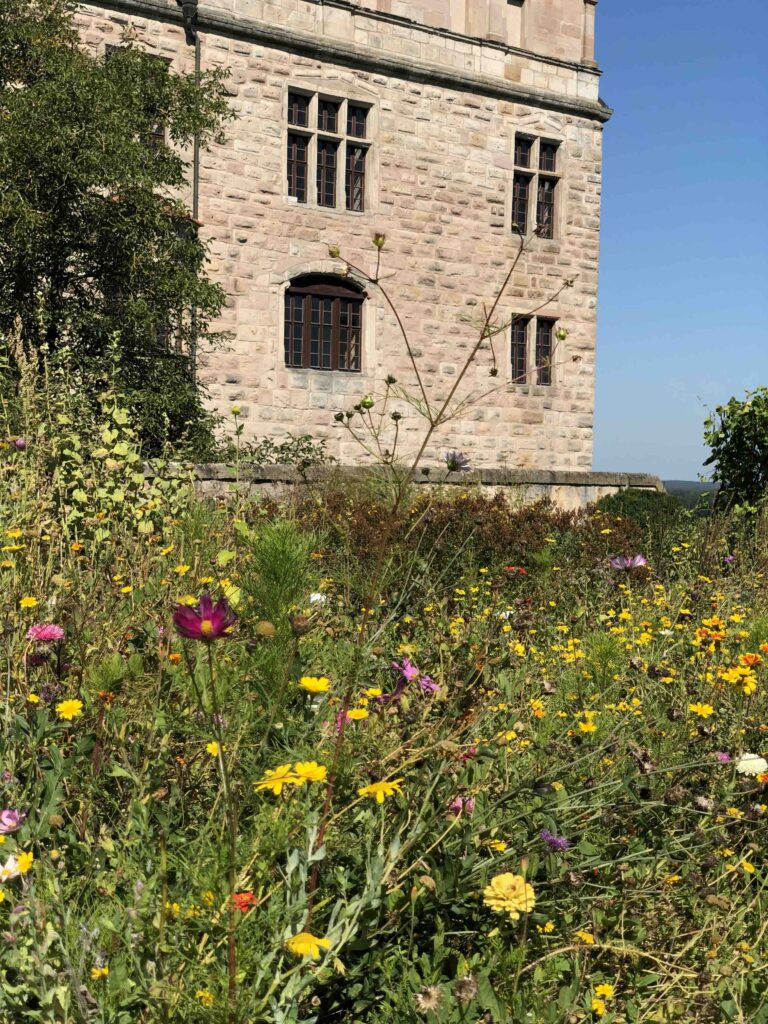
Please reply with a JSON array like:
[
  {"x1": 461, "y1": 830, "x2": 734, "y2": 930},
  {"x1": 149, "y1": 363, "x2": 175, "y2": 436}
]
[
  {"x1": 275, "y1": 261, "x2": 377, "y2": 383},
  {"x1": 508, "y1": 314, "x2": 561, "y2": 389},
  {"x1": 510, "y1": 132, "x2": 564, "y2": 242},
  {"x1": 284, "y1": 85, "x2": 375, "y2": 216}
]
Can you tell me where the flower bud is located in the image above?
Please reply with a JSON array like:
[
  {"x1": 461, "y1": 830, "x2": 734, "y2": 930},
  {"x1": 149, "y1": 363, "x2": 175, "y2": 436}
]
[
  {"x1": 555, "y1": 327, "x2": 568, "y2": 342},
  {"x1": 255, "y1": 620, "x2": 276, "y2": 638},
  {"x1": 360, "y1": 395, "x2": 374, "y2": 410},
  {"x1": 328, "y1": 244, "x2": 341, "y2": 258},
  {"x1": 333, "y1": 412, "x2": 345, "y2": 423},
  {"x1": 372, "y1": 233, "x2": 386, "y2": 249}
]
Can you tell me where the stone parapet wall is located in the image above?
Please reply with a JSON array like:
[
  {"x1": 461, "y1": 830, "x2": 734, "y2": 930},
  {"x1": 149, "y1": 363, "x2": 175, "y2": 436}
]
[{"x1": 189, "y1": 464, "x2": 664, "y2": 510}]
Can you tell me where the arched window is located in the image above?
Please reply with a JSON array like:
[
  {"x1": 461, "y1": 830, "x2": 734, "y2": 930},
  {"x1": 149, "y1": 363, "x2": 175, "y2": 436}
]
[{"x1": 284, "y1": 274, "x2": 364, "y2": 371}]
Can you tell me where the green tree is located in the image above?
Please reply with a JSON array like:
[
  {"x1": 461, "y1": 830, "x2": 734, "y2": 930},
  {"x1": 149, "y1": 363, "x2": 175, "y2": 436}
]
[
  {"x1": 704, "y1": 387, "x2": 768, "y2": 510},
  {"x1": 0, "y1": 0, "x2": 232, "y2": 453}
]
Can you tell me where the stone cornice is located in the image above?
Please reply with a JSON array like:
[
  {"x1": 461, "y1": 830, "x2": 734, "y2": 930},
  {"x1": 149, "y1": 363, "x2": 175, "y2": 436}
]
[{"x1": 81, "y1": 0, "x2": 614, "y2": 123}]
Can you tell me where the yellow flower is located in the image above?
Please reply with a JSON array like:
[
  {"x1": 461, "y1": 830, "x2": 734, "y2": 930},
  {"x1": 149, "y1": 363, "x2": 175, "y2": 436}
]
[
  {"x1": 0, "y1": 889, "x2": 5, "y2": 903},
  {"x1": 298, "y1": 676, "x2": 331, "y2": 694},
  {"x1": 56, "y1": 699, "x2": 83, "y2": 721},
  {"x1": 285, "y1": 931, "x2": 332, "y2": 959},
  {"x1": 358, "y1": 779, "x2": 403, "y2": 804},
  {"x1": 177, "y1": 594, "x2": 197, "y2": 606},
  {"x1": 365, "y1": 687, "x2": 383, "y2": 698},
  {"x1": 253, "y1": 764, "x2": 300, "y2": 795},
  {"x1": 174, "y1": 564, "x2": 191, "y2": 575},
  {"x1": 19, "y1": 596, "x2": 38, "y2": 608},
  {"x1": 90, "y1": 966, "x2": 109, "y2": 981},
  {"x1": 27, "y1": 694, "x2": 40, "y2": 704},
  {"x1": 575, "y1": 930, "x2": 596, "y2": 944},
  {"x1": 201, "y1": 890, "x2": 215, "y2": 906},
  {"x1": 688, "y1": 702, "x2": 715, "y2": 718},
  {"x1": 741, "y1": 860, "x2": 756, "y2": 874},
  {"x1": 482, "y1": 873, "x2": 535, "y2": 921},
  {"x1": 591, "y1": 998, "x2": 606, "y2": 1017},
  {"x1": 5, "y1": 529, "x2": 22, "y2": 539},
  {"x1": 595, "y1": 984, "x2": 615, "y2": 999},
  {"x1": 120, "y1": 585, "x2": 133, "y2": 594},
  {"x1": 347, "y1": 708, "x2": 369, "y2": 721},
  {"x1": 487, "y1": 839, "x2": 507, "y2": 852},
  {"x1": 195, "y1": 989, "x2": 214, "y2": 1007},
  {"x1": 206, "y1": 741, "x2": 220, "y2": 757},
  {"x1": 293, "y1": 761, "x2": 328, "y2": 784},
  {"x1": 578, "y1": 719, "x2": 597, "y2": 733},
  {"x1": 17, "y1": 851, "x2": 33, "y2": 874}
]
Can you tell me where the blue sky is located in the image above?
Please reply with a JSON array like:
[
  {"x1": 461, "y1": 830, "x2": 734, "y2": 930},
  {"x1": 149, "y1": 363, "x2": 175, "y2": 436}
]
[{"x1": 592, "y1": 0, "x2": 768, "y2": 479}]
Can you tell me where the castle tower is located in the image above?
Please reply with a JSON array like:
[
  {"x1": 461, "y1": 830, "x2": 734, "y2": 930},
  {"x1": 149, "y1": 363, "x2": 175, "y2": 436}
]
[{"x1": 76, "y1": 0, "x2": 610, "y2": 469}]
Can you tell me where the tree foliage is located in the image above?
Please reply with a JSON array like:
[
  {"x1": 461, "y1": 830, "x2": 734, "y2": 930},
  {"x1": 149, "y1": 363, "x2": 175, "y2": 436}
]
[
  {"x1": 704, "y1": 387, "x2": 768, "y2": 510},
  {"x1": 0, "y1": 0, "x2": 233, "y2": 452}
]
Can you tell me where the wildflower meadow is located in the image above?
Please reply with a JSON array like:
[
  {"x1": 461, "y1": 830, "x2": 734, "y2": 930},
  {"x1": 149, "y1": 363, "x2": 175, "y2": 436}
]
[{"x1": 0, "y1": 364, "x2": 767, "y2": 1023}]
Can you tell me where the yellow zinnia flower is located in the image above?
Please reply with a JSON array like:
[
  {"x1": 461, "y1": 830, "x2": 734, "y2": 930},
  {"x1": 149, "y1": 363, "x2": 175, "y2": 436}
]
[
  {"x1": 253, "y1": 764, "x2": 300, "y2": 795},
  {"x1": 56, "y1": 699, "x2": 84, "y2": 721},
  {"x1": 482, "y1": 873, "x2": 535, "y2": 921},
  {"x1": 358, "y1": 779, "x2": 403, "y2": 804},
  {"x1": 293, "y1": 761, "x2": 327, "y2": 784},
  {"x1": 285, "y1": 931, "x2": 332, "y2": 959}
]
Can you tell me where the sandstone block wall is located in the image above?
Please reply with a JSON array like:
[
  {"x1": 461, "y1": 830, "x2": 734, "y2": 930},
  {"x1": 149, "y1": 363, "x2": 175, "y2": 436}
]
[{"x1": 76, "y1": 0, "x2": 610, "y2": 470}]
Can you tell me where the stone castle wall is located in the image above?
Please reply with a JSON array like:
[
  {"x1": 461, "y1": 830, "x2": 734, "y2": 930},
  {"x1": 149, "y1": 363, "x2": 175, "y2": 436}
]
[{"x1": 76, "y1": 0, "x2": 609, "y2": 470}]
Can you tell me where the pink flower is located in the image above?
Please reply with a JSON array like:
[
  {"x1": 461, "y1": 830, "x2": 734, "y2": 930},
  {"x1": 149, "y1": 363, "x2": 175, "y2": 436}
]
[
  {"x1": 173, "y1": 594, "x2": 236, "y2": 642},
  {"x1": 26, "y1": 624, "x2": 65, "y2": 643},
  {"x1": 391, "y1": 658, "x2": 420, "y2": 682},
  {"x1": 0, "y1": 810, "x2": 26, "y2": 834},
  {"x1": 447, "y1": 796, "x2": 475, "y2": 817},
  {"x1": 609, "y1": 554, "x2": 648, "y2": 571}
]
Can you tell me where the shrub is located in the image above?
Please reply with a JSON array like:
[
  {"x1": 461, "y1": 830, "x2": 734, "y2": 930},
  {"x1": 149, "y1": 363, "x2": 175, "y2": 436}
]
[{"x1": 704, "y1": 386, "x2": 768, "y2": 510}]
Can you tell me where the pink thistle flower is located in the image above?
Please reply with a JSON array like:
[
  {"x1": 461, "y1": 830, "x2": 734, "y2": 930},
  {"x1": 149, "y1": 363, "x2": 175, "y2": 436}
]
[
  {"x1": 173, "y1": 594, "x2": 236, "y2": 642},
  {"x1": 447, "y1": 795, "x2": 475, "y2": 817},
  {"x1": 0, "y1": 810, "x2": 26, "y2": 835},
  {"x1": 26, "y1": 624, "x2": 65, "y2": 643},
  {"x1": 609, "y1": 554, "x2": 648, "y2": 571}
]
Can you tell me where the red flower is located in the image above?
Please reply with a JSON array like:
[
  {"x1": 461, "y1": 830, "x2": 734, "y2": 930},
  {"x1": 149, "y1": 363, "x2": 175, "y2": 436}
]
[
  {"x1": 173, "y1": 594, "x2": 236, "y2": 642},
  {"x1": 232, "y1": 891, "x2": 258, "y2": 912},
  {"x1": 504, "y1": 566, "x2": 527, "y2": 575}
]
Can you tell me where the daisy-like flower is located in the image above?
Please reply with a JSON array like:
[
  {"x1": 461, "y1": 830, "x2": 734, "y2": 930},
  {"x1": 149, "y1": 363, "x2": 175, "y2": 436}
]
[
  {"x1": 609, "y1": 554, "x2": 647, "y2": 571},
  {"x1": 483, "y1": 873, "x2": 535, "y2": 921},
  {"x1": 595, "y1": 984, "x2": 615, "y2": 999},
  {"x1": 358, "y1": 779, "x2": 404, "y2": 804},
  {"x1": 293, "y1": 761, "x2": 327, "y2": 784},
  {"x1": 689, "y1": 702, "x2": 715, "y2": 719},
  {"x1": 253, "y1": 764, "x2": 300, "y2": 795},
  {"x1": 0, "y1": 851, "x2": 33, "y2": 881},
  {"x1": 736, "y1": 753, "x2": 768, "y2": 777},
  {"x1": 55, "y1": 699, "x2": 83, "y2": 721},
  {"x1": 90, "y1": 966, "x2": 109, "y2": 981},
  {"x1": 540, "y1": 828, "x2": 570, "y2": 852},
  {"x1": 444, "y1": 450, "x2": 471, "y2": 472},
  {"x1": 298, "y1": 676, "x2": 331, "y2": 694},
  {"x1": 19, "y1": 596, "x2": 38, "y2": 609},
  {"x1": 206, "y1": 741, "x2": 220, "y2": 757},
  {"x1": 285, "y1": 931, "x2": 332, "y2": 959},
  {"x1": 346, "y1": 708, "x2": 369, "y2": 721},
  {"x1": 26, "y1": 624, "x2": 65, "y2": 643},
  {"x1": 173, "y1": 594, "x2": 236, "y2": 642},
  {"x1": 0, "y1": 810, "x2": 26, "y2": 835}
]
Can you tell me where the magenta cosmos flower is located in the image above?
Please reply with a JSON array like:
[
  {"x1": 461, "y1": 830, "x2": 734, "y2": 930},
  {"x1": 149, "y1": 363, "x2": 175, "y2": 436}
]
[
  {"x1": 609, "y1": 554, "x2": 648, "y2": 571},
  {"x1": 173, "y1": 594, "x2": 236, "y2": 642},
  {"x1": 0, "y1": 810, "x2": 26, "y2": 834},
  {"x1": 26, "y1": 624, "x2": 65, "y2": 643}
]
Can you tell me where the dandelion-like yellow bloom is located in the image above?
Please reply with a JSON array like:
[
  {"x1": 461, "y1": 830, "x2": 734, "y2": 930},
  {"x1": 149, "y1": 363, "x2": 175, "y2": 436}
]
[
  {"x1": 19, "y1": 596, "x2": 38, "y2": 608},
  {"x1": 347, "y1": 708, "x2": 369, "y2": 721},
  {"x1": 482, "y1": 873, "x2": 535, "y2": 921},
  {"x1": 56, "y1": 699, "x2": 84, "y2": 721},
  {"x1": 195, "y1": 989, "x2": 214, "y2": 1007},
  {"x1": 90, "y1": 966, "x2": 109, "y2": 981},
  {"x1": 285, "y1": 931, "x2": 332, "y2": 959},
  {"x1": 591, "y1": 998, "x2": 606, "y2": 1017},
  {"x1": 16, "y1": 851, "x2": 33, "y2": 874},
  {"x1": 299, "y1": 676, "x2": 331, "y2": 694},
  {"x1": 594, "y1": 984, "x2": 615, "y2": 999},
  {"x1": 206, "y1": 741, "x2": 220, "y2": 757},
  {"x1": 688, "y1": 702, "x2": 714, "y2": 718},
  {"x1": 358, "y1": 779, "x2": 403, "y2": 804},
  {"x1": 253, "y1": 764, "x2": 300, "y2": 795},
  {"x1": 293, "y1": 761, "x2": 327, "y2": 784}
]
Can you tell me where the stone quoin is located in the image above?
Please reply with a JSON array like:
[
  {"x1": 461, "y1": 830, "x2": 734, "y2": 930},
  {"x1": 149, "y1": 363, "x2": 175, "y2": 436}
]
[{"x1": 76, "y1": 0, "x2": 610, "y2": 469}]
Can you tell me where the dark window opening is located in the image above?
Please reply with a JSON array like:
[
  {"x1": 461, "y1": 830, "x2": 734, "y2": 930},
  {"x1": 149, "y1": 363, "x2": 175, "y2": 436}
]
[
  {"x1": 345, "y1": 146, "x2": 367, "y2": 212},
  {"x1": 535, "y1": 318, "x2": 555, "y2": 386},
  {"x1": 317, "y1": 139, "x2": 338, "y2": 207},
  {"x1": 347, "y1": 105, "x2": 369, "y2": 139},
  {"x1": 514, "y1": 135, "x2": 533, "y2": 168},
  {"x1": 536, "y1": 177, "x2": 556, "y2": 238},
  {"x1": 512, "y1": 173, "x2": 531, "y2": 234},
  {"x1": 511, "y1": 317, "x2": 529, "y2": 383},
  {"x1": 284, "y1": 275, "x2": 364, "y2": 372},
  {"x1": 288, "y1": 91, "x2": 310, "y2": 128},
  {"x1": 318, "y1": 99, "x2": 340, "y2": 133},
  {"x1": 287, "y1": 133, "x2": 309, "y2": 203},
  {"x1": 539, "y1": 141, "x2": 559, "y2": 173}
]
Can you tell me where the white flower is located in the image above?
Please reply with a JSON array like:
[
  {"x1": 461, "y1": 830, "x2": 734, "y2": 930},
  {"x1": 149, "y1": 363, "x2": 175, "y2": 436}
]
[
  {"x1": 0, "y1": 856, "x2": 21, "y2": 882},
  {"x1": 309, "y1": 592, "x2": 327, "y2": 606},
  {"x1": 736, "y1": 753, "x2": 768, "y2": 777}
]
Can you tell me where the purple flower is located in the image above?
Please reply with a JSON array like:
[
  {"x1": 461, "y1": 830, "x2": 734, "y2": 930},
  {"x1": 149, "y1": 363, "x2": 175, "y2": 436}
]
[
  {"x1": 173, "y1": 594, "x2": 236, "y2": 642},
  {"x1": 418, "y1": 674, "x2": 440, "y2": 694},
  {"x1": 447, "y1": 795, "x2": 475, "y2": 817},
  {"x1": 609, "y1": 554, "x2": 648, "y2": 571},
  {"x1": 444, "y1": 450, "x2": 471, "y2": 473},
  {"x1": 715, "y1": 751, "x2": 732, "y2": 763},
  {"x1": 0, "y1": 810, "x2": 26, "y2": 835},
  {"x1": 392, "y1": 658, "x2": 420, "y2": 682},
  {"x1": 26, "y1": 624, "x2": 65, "y2": 643},
  {"x1": 724, "y1": 554, "x2": 736, "y2": 565},
  {"x1": 540, "y1": 829, "x2": 570, "y2": 853},
  {"x1": 12, "y1": 438, "x2": 26, "y2": 451},
  {"x1": 388, "y1": 658, "x2": 440, "y2": 698}
]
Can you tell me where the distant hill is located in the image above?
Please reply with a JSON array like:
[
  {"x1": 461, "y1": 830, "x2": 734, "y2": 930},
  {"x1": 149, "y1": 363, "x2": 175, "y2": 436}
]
[{"x1": 664, "y1": 480, "x2": 718, "y2": 509}]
